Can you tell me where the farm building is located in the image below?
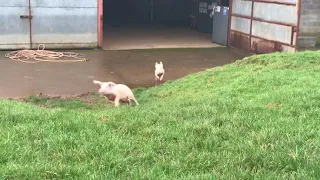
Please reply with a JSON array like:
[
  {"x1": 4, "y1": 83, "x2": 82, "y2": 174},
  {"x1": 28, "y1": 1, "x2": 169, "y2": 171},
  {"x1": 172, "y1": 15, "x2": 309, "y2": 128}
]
[{"x1": 0, "y1": 0, "x2": 316, "y2": 53}]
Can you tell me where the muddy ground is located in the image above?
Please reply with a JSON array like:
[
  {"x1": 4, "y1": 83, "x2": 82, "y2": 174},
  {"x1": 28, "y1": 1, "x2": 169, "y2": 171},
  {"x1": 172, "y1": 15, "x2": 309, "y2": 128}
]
[{"x1": 0, "y1": 47, "x2": 248, "y2": 98}]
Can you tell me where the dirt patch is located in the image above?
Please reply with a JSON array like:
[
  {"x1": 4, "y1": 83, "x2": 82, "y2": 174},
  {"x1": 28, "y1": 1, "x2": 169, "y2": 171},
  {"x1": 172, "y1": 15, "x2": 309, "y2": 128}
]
[
  {"x1": 8, "y1": 92, "x2": 97, "y2": 102},
  {"x1": 7, "y1": 92, "x2": 115, "y2": 109}
]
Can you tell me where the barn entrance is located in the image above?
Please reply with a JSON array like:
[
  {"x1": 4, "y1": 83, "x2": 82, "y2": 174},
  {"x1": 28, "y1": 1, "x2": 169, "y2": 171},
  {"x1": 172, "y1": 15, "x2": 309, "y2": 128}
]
[{"x1": 99, "y1": 0, "x2": 230, "y2": 50}]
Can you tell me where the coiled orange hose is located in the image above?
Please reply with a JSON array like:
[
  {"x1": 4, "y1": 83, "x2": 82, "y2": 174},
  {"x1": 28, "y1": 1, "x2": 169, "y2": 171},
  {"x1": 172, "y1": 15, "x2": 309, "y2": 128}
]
[{"x1": 5, "y1": 44, "x2": 88, "y2": 63}]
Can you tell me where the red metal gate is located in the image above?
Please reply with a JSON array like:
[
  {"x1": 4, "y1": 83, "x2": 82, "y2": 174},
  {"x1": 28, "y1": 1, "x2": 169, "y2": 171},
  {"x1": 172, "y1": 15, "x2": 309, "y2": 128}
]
[{"x1": 228, "y1": 0, "x2": 301, "y2": 54}]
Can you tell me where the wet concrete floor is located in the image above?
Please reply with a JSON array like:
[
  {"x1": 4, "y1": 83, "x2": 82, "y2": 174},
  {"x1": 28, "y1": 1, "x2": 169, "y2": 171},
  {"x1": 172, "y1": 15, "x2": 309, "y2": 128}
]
[
  {"x1": 103, "y1": 25, "x2": 223, "y2": 50},
  {"x1": 0, "y1": 47, "x2": 247, "y2": 98}
]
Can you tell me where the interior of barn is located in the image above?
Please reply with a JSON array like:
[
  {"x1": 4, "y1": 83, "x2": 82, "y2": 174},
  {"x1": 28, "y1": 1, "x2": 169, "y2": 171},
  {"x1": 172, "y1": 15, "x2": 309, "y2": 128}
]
[{"x1": 102, "y1": 0, "x2": 230, "y2": 50}]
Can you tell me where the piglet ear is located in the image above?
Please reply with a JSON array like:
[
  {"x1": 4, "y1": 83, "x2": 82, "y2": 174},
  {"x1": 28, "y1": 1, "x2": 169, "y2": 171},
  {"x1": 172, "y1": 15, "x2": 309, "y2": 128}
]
[{"x1": 93, "y1": 80, "x2": 102, "y2": 86}]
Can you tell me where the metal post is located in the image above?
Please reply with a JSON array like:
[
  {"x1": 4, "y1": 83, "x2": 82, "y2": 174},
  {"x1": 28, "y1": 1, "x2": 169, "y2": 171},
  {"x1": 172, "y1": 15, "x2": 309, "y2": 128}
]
[
  {"x1": 295, "y1": 0, "x2": 302, "y2": 51},
  {"x1": 249, "y1": 0, "x2": 254, "y2": 52},
  {"x1": 28, "y1": 0, "x2": 32, "y2": 49}
]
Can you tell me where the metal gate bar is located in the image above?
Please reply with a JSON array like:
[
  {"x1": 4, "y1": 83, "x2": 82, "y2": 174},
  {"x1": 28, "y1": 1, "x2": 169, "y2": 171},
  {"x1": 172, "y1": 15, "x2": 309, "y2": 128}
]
[
  {"x1": 18, "y1": 0, "x2": 33, "y2": 49},
  {"x1": 28, "y1": 0, "x2": 32, "y2": 49}
]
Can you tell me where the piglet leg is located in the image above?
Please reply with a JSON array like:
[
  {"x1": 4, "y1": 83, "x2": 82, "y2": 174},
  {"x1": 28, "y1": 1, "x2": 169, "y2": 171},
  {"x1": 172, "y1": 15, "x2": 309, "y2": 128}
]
[
  {"x1": 114, "y1": 96, "x2": 120, "y2": 107},
  {"x1": 155, "y1": 76, "x2": 158, "y2": 87},
  {"x1": 103, "y1": 96, "x2": 115, "y2": 105},
  {"x1": 132, "y1": 98, "x2": 139, "y2": 106}
]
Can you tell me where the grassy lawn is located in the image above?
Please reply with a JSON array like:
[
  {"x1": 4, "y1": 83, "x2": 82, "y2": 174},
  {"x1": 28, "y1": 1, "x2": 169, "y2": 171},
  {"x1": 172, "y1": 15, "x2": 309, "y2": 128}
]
[{"x1": 1, "y1": 51, "x2": 320, "y2": 179}]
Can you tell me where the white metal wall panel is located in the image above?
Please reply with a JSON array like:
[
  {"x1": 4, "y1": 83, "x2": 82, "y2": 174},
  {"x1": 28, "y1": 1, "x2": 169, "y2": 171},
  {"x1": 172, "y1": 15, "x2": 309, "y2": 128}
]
[
  {"x1": 252, "y1": 20, "x2": 292, "y2": 44},
  {"x1": 253, "y1": 2, "x2": 297, "y2": 25},
  {"x1": 231, "y1": 16, "x2": 251, "y2": 34},
  {"x1": 31, "y1": 0, "x2": 97, "y2": 8},
  {"x1": 0, "y1": 0, "x2": 29, "y2": 7},
  {"x1": 30, "y1": 0, "x2": 98, "y2": 49},
  {"x1": 232, "y1": 0, "x2": 252, "y2": 17},
  {"x1": 0, "y1": 0, "x2": 30, "y2": 49},
  {"x1": 258, "y1": 0, "x2": 297, "y2": 3}
]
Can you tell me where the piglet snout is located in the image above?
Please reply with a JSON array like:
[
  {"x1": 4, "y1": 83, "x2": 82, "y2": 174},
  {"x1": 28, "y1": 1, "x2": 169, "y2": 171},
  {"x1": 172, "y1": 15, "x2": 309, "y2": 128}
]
[{"x1": 98, "y1": 89, "x2": 104, "y2": 93}]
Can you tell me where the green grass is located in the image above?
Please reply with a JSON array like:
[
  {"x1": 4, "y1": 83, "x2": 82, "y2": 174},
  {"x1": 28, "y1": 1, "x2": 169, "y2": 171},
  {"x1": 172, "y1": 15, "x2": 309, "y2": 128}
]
[{"x1": 1, "y1": 51, "x2": 320, "y2": 179}]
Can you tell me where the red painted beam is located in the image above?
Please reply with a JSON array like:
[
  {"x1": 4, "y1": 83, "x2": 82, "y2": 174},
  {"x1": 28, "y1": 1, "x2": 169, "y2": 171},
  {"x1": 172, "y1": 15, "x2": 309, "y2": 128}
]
[{"x1": 98, "y1": 0, "x2": 103, "y2": 48}]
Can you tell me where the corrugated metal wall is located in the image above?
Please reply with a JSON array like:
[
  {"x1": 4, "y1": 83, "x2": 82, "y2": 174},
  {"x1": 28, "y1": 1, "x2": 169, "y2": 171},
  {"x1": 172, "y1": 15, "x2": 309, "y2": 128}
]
[
  {"x1": 0, "y1": 0, "x2": 30, "y2": 49},
  {"x1": 229, "y1": 0, "x2": 299, "y2": 54},
  {"x1": 0, "y1": 0, "x2": 98, "y2": 50},
  {"x1": 31, "y1": 0, "x2": 98, "y2": 49}
]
